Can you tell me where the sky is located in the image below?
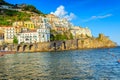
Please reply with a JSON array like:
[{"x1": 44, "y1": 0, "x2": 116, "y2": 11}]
[{"x1": 5, "y1": 0, "x2": 120, "y2": 45}]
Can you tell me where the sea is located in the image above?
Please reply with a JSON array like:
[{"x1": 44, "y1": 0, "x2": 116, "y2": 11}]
[{"x1": 0, "y1": 47, "x2": 120, "y2": 80}]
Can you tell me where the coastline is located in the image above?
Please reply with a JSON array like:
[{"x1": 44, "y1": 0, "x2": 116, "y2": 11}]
[
  {"x1": 0, "y1": 46, "x2": 117, "y2": 55},
  {"x1": 0, "y1": 37, "x2": 116, "y2": 54},
  {"x1": 18, "y1": 46, "x2": 117, "y2": 53}
]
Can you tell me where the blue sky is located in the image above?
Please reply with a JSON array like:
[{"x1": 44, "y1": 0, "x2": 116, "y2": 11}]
[{"x1": 5, "y1": 0, "x2": 120, "y2": 45}]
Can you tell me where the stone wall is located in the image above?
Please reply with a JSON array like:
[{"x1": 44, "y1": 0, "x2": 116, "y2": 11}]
[{"x1": 0, "y1": 35, "x2": 116, "y2": 52}]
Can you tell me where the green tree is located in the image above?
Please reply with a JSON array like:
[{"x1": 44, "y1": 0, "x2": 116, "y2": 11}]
[
  {"x1": 22, "y1": 5, "x2": 44, "y2": 15},
  {"x1": 50, "y1": 34, "x2": 55, "y2": 41},
  {"x1": 13, "y1": 36, "x2": 18, "y2": 44},
  {"x1": 70, "y1": 32, "x2": 73, "y2": 39}
]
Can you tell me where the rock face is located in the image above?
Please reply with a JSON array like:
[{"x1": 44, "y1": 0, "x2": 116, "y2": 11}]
[
  {"x1": 27, "y1": 38, "x2": 116, "y2": 52},
  {"x1": 70, "y1": 27, "x2": 92, "y2": 39},
  {"x1": 78, "y1": 37, "x2": 116, "y2": 49}
]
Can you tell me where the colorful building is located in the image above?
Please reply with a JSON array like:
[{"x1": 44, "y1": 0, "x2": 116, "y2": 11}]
[
  {"x1": 37, "y1": 23, "x2": 51, "y2": 42},
  {"x1": 17, "y1": 19, "x2": 51, "y2": 44},
  {"x1": 13, "y1": 21, "x2": 35, "y2": 30},
  {"x1": 18, "y1": 25, "x2": 50, "y2": 44},
  {"x1": 46, "y1": 14, "x2": 59, "y2": 23},
  {"x1": 30, "y1": 16, "x2": 50, "y2": 27},
  {"x1": 18, "y1": 30, "x2": 38, "y2": 44},
  {"x1": 2, "y1": 27, "x2": 16, "y2": 43},
  {"x1": 13, "y1": 21, "x2": 24, "y2": 27},
  {"x1": 30, "y1": 16, "x2": 41, "y2": 26},
  {"x1": 46, "y1": 14, "x2": 71, "y2": 32},
  {"x1": 23, "y1": 21, "x2": 35, "y2": 30},
  {"x1": 0, "y1": 29, "x2": 4, "y2": 45},
  {"x1": 70, "y1": 26, "x2": 92, "y2": 39}
]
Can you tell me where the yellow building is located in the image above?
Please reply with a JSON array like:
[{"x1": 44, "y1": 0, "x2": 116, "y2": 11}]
[
  {"x1": 23, "y1": 21, "x2": 35, "y2": 30},
  {"x1": 30, "y1": 16, "x2": 41, "y2": 26},
  {"x1": 13, "y1": 21, "x2": 24, "y2": 27},
  {"x1": 0, "y1": 29, "x2": 4, "y2": 45},
  {"x1": 13, "y1": 21, "x2": 35, "y2": 30}
]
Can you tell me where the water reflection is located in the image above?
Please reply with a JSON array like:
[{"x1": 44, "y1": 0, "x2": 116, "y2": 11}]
[{"x1": 0, "y1": 47, "x2": 120, "y2": 79}]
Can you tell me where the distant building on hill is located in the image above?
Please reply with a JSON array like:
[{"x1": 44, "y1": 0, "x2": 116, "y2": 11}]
[
  {"x1": 46, "y1": 14, "x2": 59, "y2": 23},
  {"x1": 46, "y1": 14, "x2": 72, "y2": 32},
  {"x1": 30, "y1": 16, "x2": 51, "y2": 27},
  {"x1": 70, "y1": 26, "x2": 92, "y2": 39}
]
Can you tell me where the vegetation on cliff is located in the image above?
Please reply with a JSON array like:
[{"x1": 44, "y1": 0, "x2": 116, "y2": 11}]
[
  {"x1": 0, "y1": 9, "x2": 31, "y2": 26},
  {"x1": 22, "y1": 5, "x2": 45, "y2": 16},
  {"x1": 50, "y1": 30, "x2": 73, "y2": 41},
  {"x1": 0, "y1": 0, "x2": 45, "y2": 26}
]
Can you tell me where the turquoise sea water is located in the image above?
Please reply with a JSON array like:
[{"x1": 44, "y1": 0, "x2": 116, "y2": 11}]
[{"x1": 0, "y1": 47, "x2": 120, "y2": 79}]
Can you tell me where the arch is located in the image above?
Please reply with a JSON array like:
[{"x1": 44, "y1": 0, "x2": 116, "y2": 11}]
[
  {"x1": 53, "y1": 42, "x2": 56, "y2": 51},
  {"x1": 17, "y1": 45, "x2": 21, "y2": 51},
  {"x1": 29, "y1": 44, "x2": 33, "y2": 50},
  {"x1": 3, "y1": 46, "x2": 8, "y2": 51},
  {"x1": 9, "y1": 45, "x2": 14, "y2": 51},
  {"x1": 62, "y1": 41, "x2": 66, "y2": 49},
  {"x1": 23, "y1": 45, "x2": 27, "y2": 51},
  {"x1": 76, "y1": 39, "x2": 79, "y2": 49}
]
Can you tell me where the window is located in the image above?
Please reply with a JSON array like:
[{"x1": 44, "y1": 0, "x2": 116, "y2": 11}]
[
  {"x1": 26, "y1": 38, "x2": 29, "y2": 41},
  {"x1": 43, "y1": 34, "x2": 44, "y2": 38}
]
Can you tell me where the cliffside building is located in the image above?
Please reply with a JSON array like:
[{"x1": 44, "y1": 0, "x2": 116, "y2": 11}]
[
  {"x1": 18, "y1": 30, "x2": 38, "y2": 44},
  {"x1": 2, "y1": 27, "x2": 16, "y2": 43},
  {"x1": 70, "y1": 26, "x2": 92, "y2": 39},
  {"x1": 46, "y1": 14, "x2": 71, "y2": 32},
  {"x1": 23, "y1": 21, "x2": 35, "y2": 30},
  {"x1": 37, "y1": 23, "x2": 50, "y2": 42},
  {"x1": 13, "y1": 21, "x2": 35, "y2": 31},
  {"x1": 17, "y1": 16, "x2": 51, "y2": 44}
]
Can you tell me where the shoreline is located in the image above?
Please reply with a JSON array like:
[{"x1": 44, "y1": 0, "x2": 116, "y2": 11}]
[
  {"x1": 0, "y1": 37, "x2": 117, "y2": 55},
  {"x1": 0, "y1": 46, "x2": 117, "y2": 55}
]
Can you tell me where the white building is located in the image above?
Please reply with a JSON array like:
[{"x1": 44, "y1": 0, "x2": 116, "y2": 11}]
[
  {"x1": 17, "y1": 16, "x2": 51, "y2": 44},
  {"x1": 37, "y1": 23, "x2": 50, "y2": 42},
  {"x1": 70, "y1": 26, "x2": 92, "y2": 39},
  {"x1": 59, "y1": 18, "x2": 72, "y2": 28},
  {"x1": 17, "y1": 17, "x2": 51, "y2": 44},
  {"x1": 30, "y1": 16, "x2": 49, "y2": 27},
  {"x1": 18, "y1": 25, "x2": 50, "y2": 44},
  {"x1": 18, "y1": 30, "x2": 38, "y2": 44},
  {"x1": 0, "y1": 5, "x2": 11, "y2": 9},
  {"x1": 33, "y1": 16, "x2": 51, "y2": 42},
  {"x1": 2, "y1": 27, "x2": 16, "y2": 43}
]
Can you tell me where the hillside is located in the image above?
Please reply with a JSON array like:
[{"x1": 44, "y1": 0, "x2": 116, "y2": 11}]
[
  {"x1": 0, "y1": 9, "x2": 31, "y2": 26},
  {"x1": 50, "y1": 30, "x2": 73, "y2": 41},
  {"x1": 0, "y1": 0, "x2": 45, "y2": 26}
]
